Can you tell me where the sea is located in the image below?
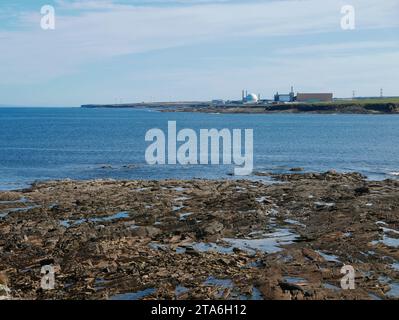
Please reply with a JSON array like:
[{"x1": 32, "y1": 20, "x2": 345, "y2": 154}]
[{"x1": 0, "y1": 107, "x2": 399, "y2": 190}]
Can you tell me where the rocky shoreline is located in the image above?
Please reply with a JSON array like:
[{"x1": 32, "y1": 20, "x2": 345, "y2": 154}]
[{"x1": 1, "y1": 171, "x2": 398, "y2": 300}]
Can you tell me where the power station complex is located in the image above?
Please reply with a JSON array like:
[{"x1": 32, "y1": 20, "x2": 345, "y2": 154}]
[
  {"x1": 213, "y1": 87, "x2": 334, "y2": 106},
  {"x1": 273, "y1": 87, "x2": 333, "y2": 103}
]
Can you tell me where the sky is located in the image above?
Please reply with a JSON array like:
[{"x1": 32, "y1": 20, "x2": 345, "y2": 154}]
[{"x1": 0, "y1": 0, "x2": 398, "y2": 106}]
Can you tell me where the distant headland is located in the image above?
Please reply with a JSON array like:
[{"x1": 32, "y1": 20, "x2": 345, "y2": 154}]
[
  {"x1": 82, "y1": 98, "x2": 399, "y2": 114},
  {"x1": 82, "y1": 87, "x2": 399, "y2": 114}
]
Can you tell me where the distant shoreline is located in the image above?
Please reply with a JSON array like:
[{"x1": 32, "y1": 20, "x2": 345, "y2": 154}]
[{"x1": 81, "y1": 99, "x2": 399, "y2": 114}]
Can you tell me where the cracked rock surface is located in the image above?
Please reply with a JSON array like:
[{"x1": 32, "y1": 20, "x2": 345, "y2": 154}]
[{"x1": 0, "y1": 171, "x2": 398, "y2": 300}]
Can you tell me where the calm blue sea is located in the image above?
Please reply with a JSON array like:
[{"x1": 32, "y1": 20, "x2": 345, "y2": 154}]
[{"x1": 1, "y1": 107, "x2": 399, "y2": 190}]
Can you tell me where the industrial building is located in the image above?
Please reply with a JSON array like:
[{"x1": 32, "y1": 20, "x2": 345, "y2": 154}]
[
  {"x1": 211, "y1": 99, "x2": 225, "y2": 106},
  {"x1": 274, "y1": 87, "x2": 333, "y2": 103},
  {"x1": 274, "y1": 87, "x2": 295, "y2": 103},
  {"x1": 212, "y1": 88, "x2": 334, "y2": 107},
  {"x1": 296, "y1": 93, "x2": 333, "y2": 103},
  {"x1": 242, "y1": 90, "x2": 260, "y2": 104}
]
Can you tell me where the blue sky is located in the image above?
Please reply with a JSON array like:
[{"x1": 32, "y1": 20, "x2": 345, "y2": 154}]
[{"x1": 0, "y1": 0, "x2": 398, "y2": 106}]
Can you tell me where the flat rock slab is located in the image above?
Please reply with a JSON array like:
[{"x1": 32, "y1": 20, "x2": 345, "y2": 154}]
[{"x1": 0, "y1": 172, "x2": 399, "y2": 300}]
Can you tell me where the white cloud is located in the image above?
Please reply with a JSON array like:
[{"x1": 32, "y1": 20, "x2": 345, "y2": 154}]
[
  {"x1": 54, "y1": 0, "x2": 123, "y2": 10},
  {"x1": 276, "y1": 41, "x2": 399, "y2": 55}
]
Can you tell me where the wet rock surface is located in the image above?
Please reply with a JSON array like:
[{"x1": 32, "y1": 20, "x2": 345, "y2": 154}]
[{"x1": 0, "y1": 172, "x2": 398, "y2": 300}]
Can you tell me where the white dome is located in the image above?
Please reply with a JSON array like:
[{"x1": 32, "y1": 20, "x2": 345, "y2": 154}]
[{"x1": 246, "y1": 93, "x2": 258, "y2": 102}]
